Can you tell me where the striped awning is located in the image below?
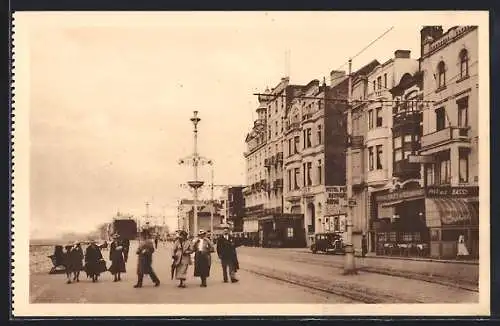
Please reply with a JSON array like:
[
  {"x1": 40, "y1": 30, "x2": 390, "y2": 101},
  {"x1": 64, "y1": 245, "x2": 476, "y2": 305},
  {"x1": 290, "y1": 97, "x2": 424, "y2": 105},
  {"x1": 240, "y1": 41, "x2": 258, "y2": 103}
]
[{"x1": 426, "y1": 198, "x2": 479, "y2": 226}]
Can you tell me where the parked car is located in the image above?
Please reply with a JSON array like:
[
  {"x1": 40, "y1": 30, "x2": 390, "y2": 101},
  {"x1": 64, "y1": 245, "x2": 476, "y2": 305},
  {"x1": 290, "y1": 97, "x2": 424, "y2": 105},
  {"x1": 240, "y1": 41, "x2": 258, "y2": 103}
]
[{"x1": 310, "y1": 232, "x2": 345, "y2": 255}]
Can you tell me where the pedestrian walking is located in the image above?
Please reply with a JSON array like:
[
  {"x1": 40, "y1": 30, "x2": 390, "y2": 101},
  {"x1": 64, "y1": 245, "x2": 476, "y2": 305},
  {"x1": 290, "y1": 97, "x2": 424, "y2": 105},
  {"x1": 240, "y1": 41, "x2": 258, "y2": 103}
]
[
  {"x1": 71, "y1": 241, "x2": 84, "y2": 282},
  {"x1": 361, "y1": 234, "x2": 368, "y2": 258},
  {"x1": 193, "y1": 229, "x2": 214, "y2": 287},
  {"x1": 64, "y1": 244, "x2": 75, "y2": 284},
  {"x1": 154, "y1": 235, "x2": 159, "y2": 249},
  {"x1": 134, "y1": 228, "x2": 160, "y2": 288},
  {"x1": 122, "y1": 239, "x2": 130, "y2": 263},
  {"x1": 457, "y1": 234, "x2": 470, "y2": 259},
  {"x1": 216, "y1": 226, "x2": 241, "y2": 283},
  {"x1": 84, "y1": 240, "x2": 107, "y2": 282},
  {"x1": 108, "y1": 233, "x2": 126, "y2": 282},
  {"x1": 171, "y1": 230, "x2": 193, "y2": 288}
]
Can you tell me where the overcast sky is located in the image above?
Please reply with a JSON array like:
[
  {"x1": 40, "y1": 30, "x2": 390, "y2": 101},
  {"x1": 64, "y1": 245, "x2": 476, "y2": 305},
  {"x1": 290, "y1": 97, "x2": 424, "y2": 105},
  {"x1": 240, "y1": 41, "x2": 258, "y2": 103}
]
[{"x1": 19, "y1": 11, "x2": 472, "y2": 239}]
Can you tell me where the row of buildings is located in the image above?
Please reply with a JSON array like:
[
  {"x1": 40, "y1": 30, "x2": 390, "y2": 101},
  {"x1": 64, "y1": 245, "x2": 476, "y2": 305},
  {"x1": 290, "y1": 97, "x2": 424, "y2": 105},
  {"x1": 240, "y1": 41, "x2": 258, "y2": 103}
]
[{"x1": 242, "y1": 25, "x2": 479, "y2": 259}]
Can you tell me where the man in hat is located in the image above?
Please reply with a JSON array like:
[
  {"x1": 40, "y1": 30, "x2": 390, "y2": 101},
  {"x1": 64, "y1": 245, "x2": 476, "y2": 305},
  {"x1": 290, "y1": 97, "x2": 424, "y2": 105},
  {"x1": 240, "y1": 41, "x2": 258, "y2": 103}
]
[
  {"x1": 109, "y1": 233, "x2": 126, "y2": 282},
  {"x1": 134, "y1": 228, "x2": 160, "y2": 288},
  {"x1": 71, "y1": 241, "x2": 84, "y2": 282},
  {"x1": 217, "y1": 226, "x2": 241, "y2": 283},
  {"x1": 192, "y1": 229, "x2": 214, "y2": 287}
]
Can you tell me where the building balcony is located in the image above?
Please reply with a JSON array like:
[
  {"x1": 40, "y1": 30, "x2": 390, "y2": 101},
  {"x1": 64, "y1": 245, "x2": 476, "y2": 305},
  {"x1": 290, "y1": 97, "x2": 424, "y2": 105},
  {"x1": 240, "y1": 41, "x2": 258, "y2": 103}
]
[
  {"x1": 420, "y1": 127, "x2": 471, "y2": 150},
  {"x1": 393, "y1": 111, "x2": 421, "y2": 128},
  {"x1": 276, "y1": 152, "x2": 283, "y2": 163},
  {"x1": 244, "y1": 204, "x2": 264, "y2": 216},
  {"x1": 270, "y1": 155, "x2": 276, "y2": 165},
  {"x1": 274, "y1": 179, "x2": 284, "y2": 189},
  {"x1": 351, "y1": 174, "x2": 365, "y2": 187},
  {"x1": 347, "y1": 135, "x2": 364, "y2": 149},
  {"x1": 366, "y1": 169, "x2": 389, "y2": 186},
  {"x1": 286, "y1": 122, "x2": 301, "y2": 132},
  {"x1": 366, "y1": 127, "x2": 390, "y2": 143},
  {"x1": 285, "y1": 189, "x2": 303, "y2": 201},
  {"x1": 393, "y1": 159, "x2": 421, "y2": 179}
]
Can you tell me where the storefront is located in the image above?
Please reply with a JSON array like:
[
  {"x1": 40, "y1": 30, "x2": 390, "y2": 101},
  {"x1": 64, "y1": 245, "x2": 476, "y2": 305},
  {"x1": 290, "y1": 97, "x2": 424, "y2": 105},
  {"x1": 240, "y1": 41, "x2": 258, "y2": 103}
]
[
  {"x1": 425, "y1": 186, "x2": 479, "y2": 259},
  {"x1": 374, "y1": 188, "x2": 430, "y2": 257},
  {"x1": 258, "y1": 214, "x2": 306, "y2": 248},
  {"x1": 373, "y1": 185, "x2": 479, "y2": 259}
]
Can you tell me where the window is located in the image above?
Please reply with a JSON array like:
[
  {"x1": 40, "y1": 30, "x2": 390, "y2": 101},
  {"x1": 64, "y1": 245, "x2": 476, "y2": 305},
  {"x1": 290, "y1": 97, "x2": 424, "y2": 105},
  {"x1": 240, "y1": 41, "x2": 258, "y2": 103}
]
[
  {"x1": 288, "y1": 139, "x2": 292, "y2": 157},
  {"x1": 303, "y1": 163, "x2": 306, "y2": 187},
  {"x1": 368, "y1": 147, "x2": 374, "y2": 171},
  {"x1": 459, "y1": 49, "x2": 469, "y2": 79},
  {"x1": 293, "y1": 136, "x2": 300, "y2": 153},
  {"x1": 317, "y1": 125, "x2": 322, "y2": 145},
  {"x1": 275, "y1": 121, "x2": 278, "y2": 136},
  {"x1": 307, "y1": 162, "x2": 312, "y2": 186},
  {"x1": 287, "y1": 227, "x2": 294, "y2": 238},
  {"x1": 404, "y1": 151, "x2": 412, "y2": 160},
  {"x1": 457, "y1": 97, "x2": 469, "y2": 127},
  {"x1": 281, "y1": 119, "x2": 283, "y2": 132},
  {"x1": 377, "y1": 76, "x2": 382, "y2": 90},
  {"x1": 368, "y1": 109, "x2": 374, "y2": 129},
  {"x1": 404, "y1": 134, "x2": 412, "y2": 143},
  {"x1": 288, "y1": 169, "x2": 292, "y2": 190},
  {"x1": 376, "y1": 145, "x2": 383, "y2": 170},
  {"x1": 459, "y1": 149, "x2": 469, "y2": 183},
  {"x1": 268, "y1": 125, "x2": 271, "y2": 140},
  {"x1": 375, "y1": 107, "x2": 383, "y2": 127},
  {"x1": 439, "y1": 158, "x2": 451, "y2": 185},
  {"x1": 394, "y1": 149, "x2": 402, "y2": 161},
  {"x1": 435, "y1": 107, "x2": 446, "y2": 131},
  {"x1": 317, "y1": 159, "x2": 322, "y2": 184},
  {"x1": 294, "y1": 168, "x2": 300, "y2": 189},
  {"x1": 384, "y1": 73, "x2": 387, "y2": 89},
  {"x1": 437, "y1": 61, "x2": 446, "y2": 88},
  {"x1": 394, "y1": 136, "x2": 402, "y2": 149},
  {"x1": 304, "y1": 128, "x2": 312, "y2": 148},
  {"x1": 425, "y1": 164, "x2": 435, "y2": 186}
]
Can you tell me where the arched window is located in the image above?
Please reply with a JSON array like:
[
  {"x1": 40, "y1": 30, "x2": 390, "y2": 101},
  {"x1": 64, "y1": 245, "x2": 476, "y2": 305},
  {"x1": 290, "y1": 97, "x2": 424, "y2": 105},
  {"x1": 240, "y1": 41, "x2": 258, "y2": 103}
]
[
  {"x1": 459, "y1": 49, "x2": 469, "y2": 79},
  {"x1": 437, "y1": 61, "x2": 446, "y2": 88}
]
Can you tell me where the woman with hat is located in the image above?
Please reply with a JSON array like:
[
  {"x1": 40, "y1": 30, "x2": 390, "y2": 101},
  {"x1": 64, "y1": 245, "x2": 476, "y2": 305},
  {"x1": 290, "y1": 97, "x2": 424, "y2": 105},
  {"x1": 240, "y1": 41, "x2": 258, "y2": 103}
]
[
  {"x1": 84, "y1": 239, "x2": 106, "y2": 282},
  {"x1": 108, "y1": 233, "x2": 126, "y2": 282},
  {"x1": 192, "y1": 229, "x2": 214, "y2": 287},
  {"x1": 171, "y1": 230, "x2": 192, "y2": 288},
  {"x1": 71, "y1": 241, "x2": 84, "y2": 282},
  {"x1": 63, "y1": 243, "x2": 75, "y2": 284}
]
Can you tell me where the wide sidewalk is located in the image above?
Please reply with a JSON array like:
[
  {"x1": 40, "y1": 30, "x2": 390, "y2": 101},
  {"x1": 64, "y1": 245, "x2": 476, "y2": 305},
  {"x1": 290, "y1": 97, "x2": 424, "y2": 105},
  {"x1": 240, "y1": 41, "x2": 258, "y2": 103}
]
[
  {"x1": 30, "y1": 242, "x2": 350, "y2": 304},
  {"x1": 239, "y1": 246, "x2": 479, "y2": 286}
]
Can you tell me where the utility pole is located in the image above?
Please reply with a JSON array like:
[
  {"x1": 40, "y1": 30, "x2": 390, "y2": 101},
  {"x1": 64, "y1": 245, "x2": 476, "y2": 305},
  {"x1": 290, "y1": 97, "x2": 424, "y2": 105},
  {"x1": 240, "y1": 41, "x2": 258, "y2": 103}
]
[
  {"x1": 145, "y1": 201, "x2": 150, "y2": 226},
  {"x1": 344, "y1": 58, "x2": 357, "y2": 275},
  {"x1": 210, "y1": 163, "x2": 215, "y2": 237}
]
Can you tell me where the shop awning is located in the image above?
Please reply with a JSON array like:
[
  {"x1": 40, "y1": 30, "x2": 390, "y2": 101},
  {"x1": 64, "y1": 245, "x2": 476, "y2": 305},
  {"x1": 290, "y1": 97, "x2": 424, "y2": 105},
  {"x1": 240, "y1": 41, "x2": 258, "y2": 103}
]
[{"x1": 426, "y1": 198, "x2": 479, "y2": 226}]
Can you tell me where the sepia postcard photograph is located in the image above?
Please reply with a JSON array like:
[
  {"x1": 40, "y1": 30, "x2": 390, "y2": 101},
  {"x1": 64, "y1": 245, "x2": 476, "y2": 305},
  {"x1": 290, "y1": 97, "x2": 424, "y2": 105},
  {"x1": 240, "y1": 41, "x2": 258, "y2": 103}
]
[{"x1": 11, "y1": 10, "x2": 490, "y2": 317}]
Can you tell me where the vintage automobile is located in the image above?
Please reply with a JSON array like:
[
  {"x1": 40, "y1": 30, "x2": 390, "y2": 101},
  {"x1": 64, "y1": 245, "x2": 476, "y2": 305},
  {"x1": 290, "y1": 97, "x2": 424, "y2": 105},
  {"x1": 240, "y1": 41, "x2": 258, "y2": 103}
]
[{"x1": 310, "y1": 232, "x2": 345, "y2": 254}]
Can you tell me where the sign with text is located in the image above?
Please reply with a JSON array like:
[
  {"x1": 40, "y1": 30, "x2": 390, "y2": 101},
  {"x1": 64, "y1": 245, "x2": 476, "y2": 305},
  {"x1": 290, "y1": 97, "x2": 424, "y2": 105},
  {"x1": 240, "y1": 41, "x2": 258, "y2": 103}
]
[
  {"x1": 376, "y1": 188, "x2": 425, "y2": 203},
  {"x1": 425, "y1": 186, "x2": 479, "y2": 198},
  {"x1": 326, "y1": 186, "x2": 347, "y2": 215},
  {"x1": 408, "y1": 155, "x2": 435, "y2": 164}
]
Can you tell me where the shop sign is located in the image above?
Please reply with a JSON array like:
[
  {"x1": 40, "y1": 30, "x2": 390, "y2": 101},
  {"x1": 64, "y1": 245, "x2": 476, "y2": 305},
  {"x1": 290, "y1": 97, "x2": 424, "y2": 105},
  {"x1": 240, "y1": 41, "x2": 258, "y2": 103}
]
[
  {"x1": 408, "y1": 155, "x2": 435, "y2": 164},
  {"x1": 426, "y1": 186, "x2": 479, "y2": 197},
  {"x1": 376, "y1": 188, "x2": 425, "y2": 203}
]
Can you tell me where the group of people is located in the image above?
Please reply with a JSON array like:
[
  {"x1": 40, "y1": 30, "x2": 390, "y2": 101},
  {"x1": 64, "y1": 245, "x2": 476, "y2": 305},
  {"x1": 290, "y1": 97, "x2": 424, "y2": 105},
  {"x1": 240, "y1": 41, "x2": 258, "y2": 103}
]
[
  {"x1": 58, "y1": 226, "x2": 241, "y2": 289},
  {"x1": 134, "y1": 226, "x2": 241, "y2": 289},
  {"x1": 61, "y1": 235, "x2": 130, "y2": 284}
]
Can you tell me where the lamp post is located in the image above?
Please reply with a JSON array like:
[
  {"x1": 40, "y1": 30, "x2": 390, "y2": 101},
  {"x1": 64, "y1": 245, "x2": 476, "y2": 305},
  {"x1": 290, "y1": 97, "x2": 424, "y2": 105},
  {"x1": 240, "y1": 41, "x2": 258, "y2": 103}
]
[
  {"x1": 344, "y1": 58, "x2": 357, "y2": 275},
  {"x1": 209, "y1": 162, "x2": 215, "y2": 237},
  {"x1": 178, "y1": 111, "x2": 213, "y2": 237}
]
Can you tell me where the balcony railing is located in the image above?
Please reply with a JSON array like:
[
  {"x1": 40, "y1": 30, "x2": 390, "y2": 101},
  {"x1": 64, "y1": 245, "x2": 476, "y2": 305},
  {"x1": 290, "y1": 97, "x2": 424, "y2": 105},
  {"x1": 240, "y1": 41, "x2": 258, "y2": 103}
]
[
  {"x1": 421, "y1": 127, "x2": 470, "y2": 149},
  {"x1": 286, "y1": 122, "x2": 301, "y2": 132},
  {"x1": 348, "y1": 135, "x2": 364, "y2": 149},
  {"x1": 393, "y1": 159, "x2": 421, "y2": 178},
  {"x1": 393, "y1": 111, "x2": 421, "y2": 127}
]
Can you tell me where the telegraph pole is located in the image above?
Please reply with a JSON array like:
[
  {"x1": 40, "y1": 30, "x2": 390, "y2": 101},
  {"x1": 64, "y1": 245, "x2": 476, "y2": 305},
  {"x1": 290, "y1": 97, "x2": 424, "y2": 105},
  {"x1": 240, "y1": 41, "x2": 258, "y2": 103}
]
[
  {"x1": 210, "y1": 164, "x2": 215, "y2": 236},
  {"x1": 344, "y1": 58, "x2": 357, "y2": 275}
]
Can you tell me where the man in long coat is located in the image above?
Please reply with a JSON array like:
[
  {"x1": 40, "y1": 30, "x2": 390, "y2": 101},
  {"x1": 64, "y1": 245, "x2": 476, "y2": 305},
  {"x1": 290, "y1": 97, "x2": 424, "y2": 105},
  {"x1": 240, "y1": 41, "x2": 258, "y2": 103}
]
[
  {"x1": 71, "y1": 242, "x2": 84, "y2": 282},
  {"x1": 193, "y1": 230, "x2": 214, "y2": 287},
  {"x1": 109, "y1": 233, "x2": 126, "y2": 282},
  {"x1": 217, "y1": 226, "x2": 241, "y2": 283},
  {"x1": 134, "y1": 229, "x2": 160, "y2": 288},
  {"x1": 84, "y1": 240, "x2": 106, "y2": 282},
  {"x1": 172, "y1": 230, "x2": 192, "y2": 288}
]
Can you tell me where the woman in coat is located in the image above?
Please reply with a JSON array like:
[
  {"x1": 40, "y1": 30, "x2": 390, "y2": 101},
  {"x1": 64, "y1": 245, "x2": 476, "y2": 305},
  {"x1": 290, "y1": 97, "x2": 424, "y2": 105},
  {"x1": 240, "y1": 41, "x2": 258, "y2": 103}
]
[
  {"x1": 193, "y1": 229, "x2": 214, "y2": 287},
  {"x1": 71, "y1": 242, "x2": 84, "y2": 282},
  {"x1": 64, "y1": 244, "x2": 75, "y2": 284},
  {"x1": 172, "y1": 230, "x2": 192, "y2": 288},
  {"x1": 84, "y1": 240, "x2": 106, "y2": 282},
  {"x1": 108, "y1": 233, "x2": 126, "y2": 282}
]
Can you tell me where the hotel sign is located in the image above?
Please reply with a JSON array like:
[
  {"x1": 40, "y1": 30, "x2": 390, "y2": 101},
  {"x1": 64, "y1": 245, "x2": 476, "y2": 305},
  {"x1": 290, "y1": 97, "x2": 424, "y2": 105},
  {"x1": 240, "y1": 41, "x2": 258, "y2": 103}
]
[
  {"x1": 425, "y1": 186, "x2": 479, "y2": 198},
  {"x1": 376, "y1": 189, "x2": 425, "y2": 203}
]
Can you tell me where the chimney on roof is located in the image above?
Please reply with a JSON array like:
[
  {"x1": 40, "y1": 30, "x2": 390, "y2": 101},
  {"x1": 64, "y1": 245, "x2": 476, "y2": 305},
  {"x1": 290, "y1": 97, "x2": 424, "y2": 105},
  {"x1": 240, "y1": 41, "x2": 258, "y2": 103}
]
[
  {"x1": 330, "y1": 70, "x2": 346, "y2": 87},
  {"x1": 394, "y1": 50, "x2": 411, "y2": 59}
]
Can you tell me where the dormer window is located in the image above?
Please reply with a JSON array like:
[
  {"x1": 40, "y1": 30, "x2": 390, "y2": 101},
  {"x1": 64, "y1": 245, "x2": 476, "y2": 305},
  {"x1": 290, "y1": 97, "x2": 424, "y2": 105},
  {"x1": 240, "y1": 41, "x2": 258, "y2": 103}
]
[
  {"x1": 459, "y1": 49, "x2": 469, "y2": 79},
  {"x1": 437, "y1": 61, "x2": 446, "y2": 88}
]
